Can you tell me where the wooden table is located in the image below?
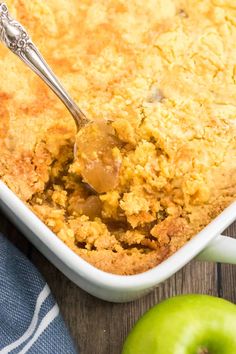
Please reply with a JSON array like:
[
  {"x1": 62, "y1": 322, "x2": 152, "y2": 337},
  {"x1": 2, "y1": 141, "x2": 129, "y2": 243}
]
[{"x1": 1, "y1": 212, "x2": 235, "y2": 354}]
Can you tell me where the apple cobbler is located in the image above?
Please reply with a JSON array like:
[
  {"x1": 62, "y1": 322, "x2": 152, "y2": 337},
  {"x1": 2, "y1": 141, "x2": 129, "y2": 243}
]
[{"x1": 0, "y1": 0, "x2": 235, "y2": 274}]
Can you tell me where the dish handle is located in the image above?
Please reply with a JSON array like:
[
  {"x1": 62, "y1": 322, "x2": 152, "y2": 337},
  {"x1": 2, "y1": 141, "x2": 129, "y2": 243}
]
[{"x1": 196, "y1": 235, "x2": 236, "y2": 264}]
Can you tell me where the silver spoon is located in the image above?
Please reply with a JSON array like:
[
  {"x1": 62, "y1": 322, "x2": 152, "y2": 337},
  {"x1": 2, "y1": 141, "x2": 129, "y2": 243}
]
[{"x1": 0, "y1": 3, "x2": 120, "y2": 193}]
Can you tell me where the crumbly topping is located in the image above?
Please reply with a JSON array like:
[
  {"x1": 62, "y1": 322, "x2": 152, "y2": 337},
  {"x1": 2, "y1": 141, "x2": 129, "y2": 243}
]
[{"x1": 0, "y1": 0, "x2": 235, "y2": 274}]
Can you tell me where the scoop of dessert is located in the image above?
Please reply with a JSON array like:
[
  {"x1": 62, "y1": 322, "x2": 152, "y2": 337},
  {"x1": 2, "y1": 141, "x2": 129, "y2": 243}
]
[{"x1": 71, "y1": 121, "x2": 122, "y2": 194}]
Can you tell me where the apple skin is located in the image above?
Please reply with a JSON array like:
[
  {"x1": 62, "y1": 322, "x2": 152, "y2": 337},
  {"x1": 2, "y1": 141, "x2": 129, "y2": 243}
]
[{"x1": 122, "y1": 295, "x2": 236, "y2": 354}]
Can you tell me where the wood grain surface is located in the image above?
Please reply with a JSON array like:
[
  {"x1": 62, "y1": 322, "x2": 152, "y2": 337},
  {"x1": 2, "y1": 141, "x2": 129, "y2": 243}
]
[{"x1": 0, "y1": 212, "x2": 235, "y2": 354}]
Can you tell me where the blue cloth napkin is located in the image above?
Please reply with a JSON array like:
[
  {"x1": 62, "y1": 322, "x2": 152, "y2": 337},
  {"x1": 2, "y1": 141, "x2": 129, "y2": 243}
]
[{"x1": 0, "y1": 234, "x2": 77, "y2": 354}]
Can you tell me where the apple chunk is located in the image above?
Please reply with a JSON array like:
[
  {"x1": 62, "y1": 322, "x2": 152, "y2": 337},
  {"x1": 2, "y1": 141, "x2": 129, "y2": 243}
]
[{"x1": 122, "y1": 295, "x2": 236, "y2": 354}]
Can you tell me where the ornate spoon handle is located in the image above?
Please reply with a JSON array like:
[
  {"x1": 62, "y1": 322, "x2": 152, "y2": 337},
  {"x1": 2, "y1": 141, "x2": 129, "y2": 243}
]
[{"x1": 0, "y1": 3, "x2": 89, "y2": 129}]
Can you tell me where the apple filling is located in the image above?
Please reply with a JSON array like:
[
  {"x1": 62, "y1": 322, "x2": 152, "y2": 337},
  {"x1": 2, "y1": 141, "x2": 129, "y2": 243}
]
[{"x1": 72, "y1": 121, "x2": 122, "y2": 194}]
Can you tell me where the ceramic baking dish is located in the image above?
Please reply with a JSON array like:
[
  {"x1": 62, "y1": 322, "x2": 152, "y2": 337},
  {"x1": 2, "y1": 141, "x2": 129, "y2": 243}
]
[{"x1": 0, "y1": 180, "x2": 235, "y2": 303}]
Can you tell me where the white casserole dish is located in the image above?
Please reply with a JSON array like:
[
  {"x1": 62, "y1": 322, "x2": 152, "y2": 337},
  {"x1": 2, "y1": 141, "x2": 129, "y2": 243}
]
[{"x1": 0, "y1": 180, "x2": 235, "y2": 303}]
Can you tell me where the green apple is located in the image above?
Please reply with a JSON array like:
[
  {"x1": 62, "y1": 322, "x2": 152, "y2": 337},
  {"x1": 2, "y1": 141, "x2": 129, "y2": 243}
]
[{"x1": 122, "y1": 294, "x2": 236, "y2": 354}]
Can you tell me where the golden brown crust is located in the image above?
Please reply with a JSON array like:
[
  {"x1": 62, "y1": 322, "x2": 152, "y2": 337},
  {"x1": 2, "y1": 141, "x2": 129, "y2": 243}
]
[{"x1": 0, "y1": 0, "x2": 235, "y2": 274}]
